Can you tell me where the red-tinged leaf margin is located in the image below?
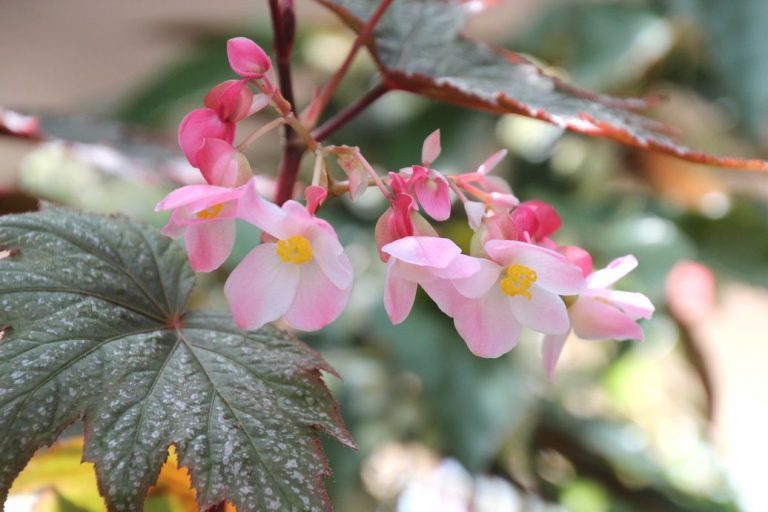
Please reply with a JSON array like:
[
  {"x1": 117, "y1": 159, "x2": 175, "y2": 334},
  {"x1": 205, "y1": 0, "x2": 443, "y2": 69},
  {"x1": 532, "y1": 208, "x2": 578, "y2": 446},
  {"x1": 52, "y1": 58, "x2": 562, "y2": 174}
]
[{"x1": 315, "y1": 0, "x2": 768, "y2": 172}]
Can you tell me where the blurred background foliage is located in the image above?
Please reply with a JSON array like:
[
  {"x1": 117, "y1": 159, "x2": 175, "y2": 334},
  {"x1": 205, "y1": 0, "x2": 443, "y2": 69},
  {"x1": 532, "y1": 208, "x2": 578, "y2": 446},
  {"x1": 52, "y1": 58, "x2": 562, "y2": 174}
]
[{"x1": 3, "y1": 0, "x2": 768, "y2": 511}]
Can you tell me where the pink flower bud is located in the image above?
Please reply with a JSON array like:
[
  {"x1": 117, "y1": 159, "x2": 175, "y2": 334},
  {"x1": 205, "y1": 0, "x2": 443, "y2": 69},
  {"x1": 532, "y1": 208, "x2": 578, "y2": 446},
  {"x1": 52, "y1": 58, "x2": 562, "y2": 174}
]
[
  {"x1": 227, "y1": 37, "x2": 272, "y2": 78},
  {"x1": 178, "y1": 108, "x2": 235, "y2": 167},
  {"x1": 518, "y1": 200, "x2": 561, "y2": 240},
  {"x1": 375, "y1": 194, "x2": 437, "y2": 262},
  {"x1": 204, "y1": 79, "x2": 254, "y2": 123},
  {"x1": 196, "y1": 138, "x2": 251, "y2": 187}
]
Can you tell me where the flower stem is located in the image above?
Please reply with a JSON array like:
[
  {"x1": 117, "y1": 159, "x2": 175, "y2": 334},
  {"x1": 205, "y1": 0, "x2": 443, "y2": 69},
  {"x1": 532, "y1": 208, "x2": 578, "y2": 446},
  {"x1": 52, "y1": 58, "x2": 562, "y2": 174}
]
[
  {"x1": 269, "y1": 0, "x2": 305, "y2": 205},
  {"x1": 310, "y1": 0, "x2": 394, "y2": 126},
  {"x1": 312, "y1": 83, "x2": 389, "y2": 142},
  {"x1": 236, "y1": 117, "x2": 284, "y2": 150}
]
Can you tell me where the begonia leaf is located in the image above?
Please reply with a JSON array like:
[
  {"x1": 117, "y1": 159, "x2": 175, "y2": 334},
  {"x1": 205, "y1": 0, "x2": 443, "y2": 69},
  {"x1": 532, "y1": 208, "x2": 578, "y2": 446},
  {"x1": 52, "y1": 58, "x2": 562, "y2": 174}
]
[
  {"x1": 0, "y1": 205, "x2": 354, "y2": 512},
  {"x1": 316, "y1": 0, "x2": 768, "y2": 170}
]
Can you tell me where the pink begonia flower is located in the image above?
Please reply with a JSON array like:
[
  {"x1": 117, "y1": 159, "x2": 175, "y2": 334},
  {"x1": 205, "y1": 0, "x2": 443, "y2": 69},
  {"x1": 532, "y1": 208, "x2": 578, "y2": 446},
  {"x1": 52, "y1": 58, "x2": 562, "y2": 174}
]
[
  {"x1": 178, "y1": 108, "x2": 235, "y2": 167},
  {"x1": 196, "y1": 138, "x2": 251, "y2": 187},
  {"x1": 204, "y1": 79, "x2": 254, "y2": 123},
  {"x1": 224, "y1": 179, "x2": 353, "y2": 331},
  {"x1": 408, "y1": 165, "x2": 452, "y2": 221},
  {"x1": 382, "y1": 236, "x2": 481, "y2": 324},
  {"x1": 433, "y1": 240, "x2": 585, "y2": 358},
  {"x1": 542, "y1": 255, "x2": 655, "y2": 379},
  {"x1": 227, "y1": 37, "x2": 272, "y2": 78},
  {"x1": 375, "y1": 192, "x2": 437, "y2": 261},
  {"x1": 155, "y1": 184, "x2": 245, "y2": 272}
]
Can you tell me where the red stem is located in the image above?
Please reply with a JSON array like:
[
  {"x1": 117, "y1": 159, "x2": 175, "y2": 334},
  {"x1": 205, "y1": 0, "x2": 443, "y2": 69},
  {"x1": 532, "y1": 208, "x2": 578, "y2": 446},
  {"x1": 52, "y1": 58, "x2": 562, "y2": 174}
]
[
  {"x1": 269, "y1": 0, "x2": 305, "y2": 205},
  {"x1": 312, "y1": 83, "x2": 389, "y2": 142},
  {"x1": 311, "y1": 0, "x2": 394, "y2": 123}
]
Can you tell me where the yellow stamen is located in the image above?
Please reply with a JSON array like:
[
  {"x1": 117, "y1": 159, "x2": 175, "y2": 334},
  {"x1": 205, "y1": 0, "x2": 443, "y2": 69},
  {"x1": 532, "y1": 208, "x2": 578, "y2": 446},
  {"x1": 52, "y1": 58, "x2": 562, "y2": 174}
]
[
  {"x1": 499, "y1": 264, "x2": 537, "y2": 299},
  {"x1": 276, "y1": 235, "x2": 313, "y2": 265},
  {"x1": 196, "y1": 203, "x2": 225, "y2": 220}
]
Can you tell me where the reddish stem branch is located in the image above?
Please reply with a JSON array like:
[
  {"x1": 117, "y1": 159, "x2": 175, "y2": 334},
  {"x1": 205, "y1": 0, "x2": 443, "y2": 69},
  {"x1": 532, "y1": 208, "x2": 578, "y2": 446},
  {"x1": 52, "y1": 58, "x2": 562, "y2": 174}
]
[
  {"x1": 269, "y1": 0, "x2": 305, "y2": 205},
  {"x1": 311, "y1": 0, "x2": 394, "y2": 124},
  {"x1": 312, "y1": 83, "x2": 389, "y2": 142}
]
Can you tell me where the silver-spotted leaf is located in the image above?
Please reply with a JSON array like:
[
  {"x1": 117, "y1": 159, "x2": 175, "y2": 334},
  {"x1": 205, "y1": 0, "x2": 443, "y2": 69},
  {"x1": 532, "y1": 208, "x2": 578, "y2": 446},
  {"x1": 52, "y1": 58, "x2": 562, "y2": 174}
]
[
  {"x1": 316, "y1": 0, "x2": 768, "y2": 171},
  {"x1": 0, "y1": 205, "x2": 354, "y2": 512}
]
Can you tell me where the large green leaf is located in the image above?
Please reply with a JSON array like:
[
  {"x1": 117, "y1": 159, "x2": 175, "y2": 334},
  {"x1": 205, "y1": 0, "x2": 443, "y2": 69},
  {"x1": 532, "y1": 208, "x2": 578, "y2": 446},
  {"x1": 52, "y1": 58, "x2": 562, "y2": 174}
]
[
  {"x1": 315, "y1": 0, "x2": 768, "y2": 170},
  {"x1": 0, "y1": 205, "x2": 354, "y2": 512}
]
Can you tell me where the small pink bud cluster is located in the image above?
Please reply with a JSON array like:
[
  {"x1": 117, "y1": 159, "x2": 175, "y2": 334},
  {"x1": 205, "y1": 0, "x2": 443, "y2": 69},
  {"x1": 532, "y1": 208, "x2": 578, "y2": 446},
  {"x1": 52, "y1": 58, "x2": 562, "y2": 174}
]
[{"x1": 155, "y1": 38, "x2": 654, "y2": 378}]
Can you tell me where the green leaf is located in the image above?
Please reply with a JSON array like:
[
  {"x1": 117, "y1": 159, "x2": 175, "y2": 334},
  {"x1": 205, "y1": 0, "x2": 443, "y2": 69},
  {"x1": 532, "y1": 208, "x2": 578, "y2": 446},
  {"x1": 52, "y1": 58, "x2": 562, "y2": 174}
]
[
  {"x1": 315, "y1": 0, "x2": 768, "y2": 170},
  {"x1": 0, "y1": 205, "x2": 354, "y2": 512}
]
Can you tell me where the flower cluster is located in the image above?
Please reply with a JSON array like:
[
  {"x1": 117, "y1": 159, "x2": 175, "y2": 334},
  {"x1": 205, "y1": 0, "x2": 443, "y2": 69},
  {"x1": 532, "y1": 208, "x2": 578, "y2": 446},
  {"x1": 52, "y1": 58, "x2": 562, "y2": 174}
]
[{"x1": 156, "y1": 37, "x2": 654, "y2": 377}]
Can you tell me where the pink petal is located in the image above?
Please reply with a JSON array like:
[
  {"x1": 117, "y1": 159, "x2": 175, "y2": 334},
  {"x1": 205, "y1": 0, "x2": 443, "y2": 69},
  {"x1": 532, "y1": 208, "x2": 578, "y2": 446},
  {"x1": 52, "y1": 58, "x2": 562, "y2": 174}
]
[
  {"x1": 421, "y1": 129, "x2": 441, "y2": 166},
  {"x1": 204, "y1": 79, "x2": 254, "y2": 123},
  {"x1": 185, "y1": 220, "x2": 235, "y2": 272},
  {"x1": 160, "y1": 210, "x2": 186, "y2": 239},
  {"x1": 155, "y1": 184, "x2": 243, "y2": 213},
  {"x1": 558, "y1": 245, "x2": 593, "y2": 277},
  {"x1": 196, "y1": 138, "x2": 251, "y2": 187},
  {"x1": 542, "y1": 332, "x2": 569, "y2": 381},
  {"x1": 227, "y1": 37, "x2": 271, "y2": 78},
  {"x1": 451, "y1": 258, "x2": 502, "y2": 298},
  {"x1": 309, "y1": 231, "x2": 354, "y2": 289},
  {"x1": 587, "y1": 255, "x2": 638, "y2": 289},
  {"x1": 382, "y1": 236, "x2": 460, "y2": 268},
  {"x1": 521, "y1": 200, "x2": 561, "y2": 240},
  {"x1": 432, "y1": 254, "x2": 482, "y2": 280},
  {"x1": 224, "y1": 244, "x2": 300, "y2": 329},
  {"x1": 570, "y1": 297, "x2": 644, "y2": 341},
  {"x1": 284, "y1": 262, "x2": 351, "y2": 331},
  {"x1": 249, "y1": 93, "x2": 272, "y2": 116},
  {"x1": 178, "y1": 108, "x2": 234, "y2": 167},
  {"x1": 509, "y1": 206, "x2": 538, "y2": 240},
  {"x1": 452, "y1": 287, "x2": 523, "y2": 358},
  {"x1": 414, "y1": 172, "x2": 451, "y2": 221},
  {"x1": 596, "y1": 289, "x2": 654, "y2": 320},
  {"x1": 464, "y1": 201, "x2": 485, "y2": 229},
  {"x1": 509, "y1": 285, "x2": 570, "y2": 334},
  {"x1": 485, "y1": 240, "x2": 585, "y2": 295},
  {"x1": 488, "y1": 192, "x2": 519, "y2": 209},
  {"x1": 476, "y1": 149, "x2": 507, "y2": 175},
  {"x1": 384, "y1": 261, "x2": 419, "y2": 324},
  {"x1": 237, "y1": 178, "x2": 290, "y2": 238},
  {"x1": 305, "y1": 185, "x2": 327, "y2": 215},
  {"x1": 421, "y1": 279, "x2": 462, "y2": 317}
]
